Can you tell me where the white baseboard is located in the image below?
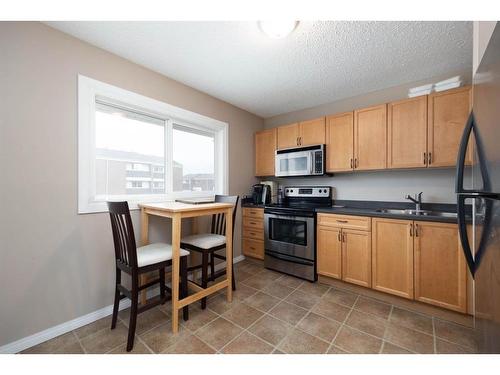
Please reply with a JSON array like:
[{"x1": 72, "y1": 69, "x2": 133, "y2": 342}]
[{"x1": 0, "y1": 255, "x2": 246, "y2": 354}]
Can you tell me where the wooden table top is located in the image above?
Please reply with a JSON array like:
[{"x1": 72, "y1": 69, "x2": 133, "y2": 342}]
[{"x1": 138, "y1": 201, "x2": 234, "y2": 213}]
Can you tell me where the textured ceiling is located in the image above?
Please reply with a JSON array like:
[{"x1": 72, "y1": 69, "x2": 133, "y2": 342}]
[{"x1": 46, "y1": 21, "x2": 472, "y2": 118}]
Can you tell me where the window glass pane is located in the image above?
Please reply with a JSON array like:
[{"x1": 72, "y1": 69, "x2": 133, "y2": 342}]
[
  {"x1": 95, "y1": 102, "x2": 165, "y2": 197},
  {"x1": 172, "y1": 125, "x2": 215, "y2": 192}
]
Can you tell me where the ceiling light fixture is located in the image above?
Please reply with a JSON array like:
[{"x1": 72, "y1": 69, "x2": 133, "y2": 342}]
[{"x1": 258, "y1": 21, "x2": 298, "y2": 39}]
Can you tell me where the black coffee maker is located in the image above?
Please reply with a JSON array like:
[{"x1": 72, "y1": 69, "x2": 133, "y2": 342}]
[{"x1": 251, "y1": 184, "x2": 271, "y2": 205}]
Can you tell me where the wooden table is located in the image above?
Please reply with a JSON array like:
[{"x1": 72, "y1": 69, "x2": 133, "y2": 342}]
[{"x1": 138, "y1": 201, "x2": 234, "y2": 333}]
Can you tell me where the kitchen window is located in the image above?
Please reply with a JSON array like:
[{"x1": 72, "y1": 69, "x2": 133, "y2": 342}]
[{"x1": 78, "y1": 75, "x2": 228, "y2": 213}]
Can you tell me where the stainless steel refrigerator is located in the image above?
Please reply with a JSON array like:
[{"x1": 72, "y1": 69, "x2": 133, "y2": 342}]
[{"x1": 456, "y1": 23, "x2": 500, "y2": 353}]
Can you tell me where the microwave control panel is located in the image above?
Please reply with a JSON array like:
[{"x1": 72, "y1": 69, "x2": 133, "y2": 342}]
[{"x1": 314, "y1": 151, "x2": 323, "y2": 174}]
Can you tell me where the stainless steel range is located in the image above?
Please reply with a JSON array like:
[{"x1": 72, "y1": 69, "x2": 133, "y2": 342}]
[{"x1": 264, "y1": 186, "x2": 332, "y2": 281}]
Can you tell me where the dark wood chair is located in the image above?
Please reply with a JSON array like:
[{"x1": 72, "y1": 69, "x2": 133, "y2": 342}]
[
  {"x1": 107, "y1": 201, "x2": 190, "y2": 352},
  {"x1": 180, "y1": 195, "x2": 239, "y2": 309}
]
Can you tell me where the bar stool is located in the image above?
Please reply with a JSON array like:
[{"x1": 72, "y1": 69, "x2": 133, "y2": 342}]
[
  {"x1": 107, "y1": 201, "x2": 190, "y2": 352},
  {"x1": 180, "y1": 195, "x2": 239, "y2": 309}
]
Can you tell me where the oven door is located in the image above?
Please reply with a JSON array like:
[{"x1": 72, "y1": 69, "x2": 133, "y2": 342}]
[
  {"x1": 275, "y1": 150, "x2": 312, "y2": 177},
  {"x1": 264, "y1": 213, "x2": 314, "y2": 260}
]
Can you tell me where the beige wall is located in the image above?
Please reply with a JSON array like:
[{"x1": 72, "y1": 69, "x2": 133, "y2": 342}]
[
  {"x1": 263, "y1": 70, "x2": 472, "y2": 204},
  {"x1": 0, "y1": 22, "x2": 263, "y2": 347}
]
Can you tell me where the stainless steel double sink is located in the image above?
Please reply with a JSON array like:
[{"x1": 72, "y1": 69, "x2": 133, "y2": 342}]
[{"x1": 374, "y1": 208, "x2": 457, "y2": 218}]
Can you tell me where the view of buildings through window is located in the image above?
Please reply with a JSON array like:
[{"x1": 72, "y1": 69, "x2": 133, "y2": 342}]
[{"x1": 94, "y1": 103, "x2": 215, "y2": 197}]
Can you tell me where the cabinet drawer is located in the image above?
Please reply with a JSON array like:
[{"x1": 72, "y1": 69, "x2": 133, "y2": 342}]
[
  {"x1": 242, "y1": 238, "x2": 264, "y2": 260},
  {"x1": 243, "y1": 228, "x2": 264, "y2": 241},
  {"x1": 243, "y1": 207, "x2": 264, "y2": 219},
  {"x1": 317, "y1": 213, "x2": 371, "y2": 231},
  {"x1": 243, "y1": 216, "x2": 264, "y2": 230}
]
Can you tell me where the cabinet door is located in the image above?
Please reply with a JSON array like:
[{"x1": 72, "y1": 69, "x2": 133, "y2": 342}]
[
  {"x1": 242, "y1": 238, "x2": 264, "y2": 260},
  {"x1": 277, "y1": 123, "x2": 299, "y2": 149},
  {"x1": 299, "y1": 117, "x2": 325, "y2": 146},
  {"x1": 326, "y1": 112, "x2": 354, "y2": 172},
  {"x1": 388, "y1": 96, "x2": 428, "y2": 169},
  {"x1": 317, "y1": 226, "x2": 342, "y2": 279},
  {"x1": 372, "y1": 218, "x2": 414, "y2": 299},
  {"x1": 342, "y1": 229, "x2": 371, "y2": 288},
  {"x1": 354, "y1": 104, "x2": 387, "y2": 170},
  {"x1": 255, "y1": 128, "x2": 277, "y2": 176},
  {"x1": 428, "y1": 86, "x2": 472, "y2": 167},
  {"x1": 414, "y1": 222, "x2": 467, "y2": 313}
]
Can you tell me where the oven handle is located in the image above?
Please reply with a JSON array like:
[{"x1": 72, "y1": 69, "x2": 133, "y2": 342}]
[
  {"x1": 266, "y1": 251, "x2": 313, "y2": 266},
  {"x1": 264, "y1": 211, "x2": 313, "y2": 219}
]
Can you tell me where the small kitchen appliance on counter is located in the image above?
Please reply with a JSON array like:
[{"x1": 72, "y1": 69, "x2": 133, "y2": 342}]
[{"x1": 251, "y1": 183, "x2": 271, "y2": 205}]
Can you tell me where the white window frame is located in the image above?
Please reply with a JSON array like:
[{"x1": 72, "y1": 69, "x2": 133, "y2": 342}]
[{"x1": 78, "y1": 75, "x2": 228, "y2": 214}]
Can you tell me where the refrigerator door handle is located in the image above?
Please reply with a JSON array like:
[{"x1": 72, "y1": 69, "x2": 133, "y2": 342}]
[
  {"x1": 455, "y1": 112, "x2": 474, "y2": 194},
  {"x1": 457, "y1": 195, "x2": 476, "y2": 276}
]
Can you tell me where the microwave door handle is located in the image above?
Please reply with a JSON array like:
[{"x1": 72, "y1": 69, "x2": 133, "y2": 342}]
[{"x1": 309, "y1": 153, "x2": 314, "y2": 174}]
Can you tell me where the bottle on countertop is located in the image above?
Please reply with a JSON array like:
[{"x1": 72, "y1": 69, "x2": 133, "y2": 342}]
[{"x1": 277, "y1": 185, "x2": 284, "y2": 205}]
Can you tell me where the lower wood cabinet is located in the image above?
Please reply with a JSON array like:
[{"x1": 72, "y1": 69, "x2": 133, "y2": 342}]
[
  {"x1": 242, "y1": 207, "x2": 264, "y2": 260},
  {"x1": 414, "y1": 221, "x2": 467, "y2": 313},
  {"x1": 371, "y1": 218, "x2": 414, "y2": 299},
  {"x1": 317, "y1": 225, "x2": 342, "y2": 279},
  {"x1": 342, "y1": 229, "x2": 372, "y2": 288},
  {"x1": 317, "y1": 214, "x2": 371, "y2": 287}
]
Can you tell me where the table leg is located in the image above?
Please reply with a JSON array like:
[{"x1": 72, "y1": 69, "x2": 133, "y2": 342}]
[
  {"x1": 140, "y1": 208, "x2": 149, "y2": 305},
  {"x1": 225, "y1": 207, "x2": 233, "y2": 303},
  {"x1": 171, "y1": 213, "x2": 181, "y2": 334}
]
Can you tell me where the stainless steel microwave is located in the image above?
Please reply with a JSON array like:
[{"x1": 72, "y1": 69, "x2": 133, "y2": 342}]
[{"x1": 275, "y1": 144, "x2": 325, "y2": 177}]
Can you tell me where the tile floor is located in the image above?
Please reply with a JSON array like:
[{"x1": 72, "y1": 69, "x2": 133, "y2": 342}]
[{"x1": 22, "y1": 258, "x2": 478, "y2": 354}]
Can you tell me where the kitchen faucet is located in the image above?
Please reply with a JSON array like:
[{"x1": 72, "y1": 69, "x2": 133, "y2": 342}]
[{"x1": 405, "y1": 192, "x2": 423, "y2": 212}]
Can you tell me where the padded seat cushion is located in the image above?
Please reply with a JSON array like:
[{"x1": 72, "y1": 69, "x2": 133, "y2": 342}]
[
  {"x1": 181, "y1": 233, "x2": 226, "y2": 249},
  {"x1": 136, "y1": 242, "x2": 189, "y2": 267}
]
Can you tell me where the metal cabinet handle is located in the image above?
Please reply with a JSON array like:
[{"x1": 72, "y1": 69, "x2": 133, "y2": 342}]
[
  {"x1": 342, "y1": 233, "x2": 346, "y2": 242},
  {"x1": 423, "y1": 152, "x2": 427, "y2": 165},
  {"x1": 415, "y1": 223, "x2": 419, "y2": 237},
  {"x1": 409, "y1": 223, "x2": 413, "y2": 237},
  {"x1": 428, "y1": 152, "x2": 432, "y2": 165},
  {"x1": 337, "y1": 232, "x2": 341, "y2": 242},
  {"x1": 354, "y1": 158, "x2": 358, "y2": 168},
  {"x1": 350, "y1": 158, "x2": 353, "y2": 169},
  {"x1": 336, "y1": 219, "x2": 348, "y2": 223}
]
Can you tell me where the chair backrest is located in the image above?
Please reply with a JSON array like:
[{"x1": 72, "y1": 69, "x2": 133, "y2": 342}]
[
  {"x1": 211, "y1": 195, "x2": 239, "y2": 238},
  {"x1": 107, "y1": 201, "x2": 138, "y2": 268}
]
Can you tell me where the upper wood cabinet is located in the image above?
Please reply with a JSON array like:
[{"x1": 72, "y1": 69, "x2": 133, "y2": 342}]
[
  {"x1": 277, "y1": 123, "x2": 299, "y2": 149},
  {"x1": 277, "y1": 117, "x2": 325, "y2": 149},
  {"x1": 299, "y1": 117, "x2": 326, "y2": 146},
  {"x1": 372, "y1": 218, "x2": 414, "y2": 299},
  {"x1": 326, "y1": 112, "x2": 354, "y2": 172},
  {"x1": 414, "y1": 222, "x2": 467, "y2": 313},
  {"x1": 388, "y1": 96, "x2": 428, "y2": 169},
  {"x1": 255, "y1": 128, "x2": 277, "y2": 176},
  {"x1": 354, "y1": 104, "x2": 387, "y2": 171},
  {"x1": 428, "y1": 86, "x2": 472, "y2": 167}
]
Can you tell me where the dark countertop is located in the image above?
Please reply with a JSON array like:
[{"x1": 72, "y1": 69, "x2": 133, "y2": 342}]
[
  {"x1": 315, "y1": 207, "x2": 458, "y2": 223},
  {"x1": 242, "y1": 202, "x2": 265, "y2": 208},
  {"x1": 317, "y1": 200, "x2": 469, "y2": 224},
  {"x1": 242, "y1": 199, "x2": 469, "y2": 224}
]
